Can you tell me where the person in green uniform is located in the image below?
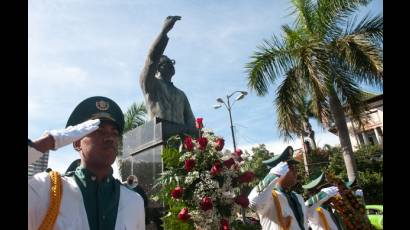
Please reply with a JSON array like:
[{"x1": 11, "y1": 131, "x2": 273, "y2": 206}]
[
  {"x1": 248, "y1": 146, "x2": 337, "y2": 230},
  {"x1": 303, "y1": 172, "x2": 343, "y2": 230},
  {"x1": 28, "y1": 96, "x2": 145, "y2": 230}
]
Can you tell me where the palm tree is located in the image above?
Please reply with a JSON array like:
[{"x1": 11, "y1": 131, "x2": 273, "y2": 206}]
[
  {"x1": 118, "y1": 102, "x2": 147, "y2": 180},
  {"x1": 246, "y1": 0, "x2": 383, "y2": 181},
  {"x1": 274, "y1": 93, "x2": 318, "y2": 176},
  {"x1": 123, "y1": 102, "x2": 147, "y2": 133},
  {"x1": 294, "y1": 96, "x2": 317, "y2": 151}
]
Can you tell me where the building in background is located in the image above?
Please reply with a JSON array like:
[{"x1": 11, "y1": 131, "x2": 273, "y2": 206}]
[
  {"x1": 28, "y1": 152, "x2": 49, "y2": 179},
  {"x1": 329, "y1": 92, "x2": 383, "y2": 151}
]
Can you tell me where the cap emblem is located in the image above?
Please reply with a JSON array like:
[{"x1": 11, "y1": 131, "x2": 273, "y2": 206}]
[{"x1": 96, "y1": 100, "x2": 110, "y2": 111}]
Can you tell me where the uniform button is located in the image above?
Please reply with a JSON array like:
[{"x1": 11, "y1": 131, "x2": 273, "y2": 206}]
[
  {"x1": 91, "y1": 176, "x2": 96, "y2": 181},
  {"x1": 102, "y1": 215, "x2": 106, "y2": 220}
]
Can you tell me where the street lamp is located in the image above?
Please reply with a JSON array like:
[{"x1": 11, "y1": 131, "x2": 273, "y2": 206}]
[
  {"x1": 213, "y1": 91, "x2": 248, "y2": 152},
  {"x1": 213, "y1": 90, "x2": 248, "y2": 223}
]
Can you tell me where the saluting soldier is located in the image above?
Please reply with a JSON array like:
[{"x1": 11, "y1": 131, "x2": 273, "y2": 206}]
[{"x1": 28, "y1": 96, "x2": 145, "y2": 230}]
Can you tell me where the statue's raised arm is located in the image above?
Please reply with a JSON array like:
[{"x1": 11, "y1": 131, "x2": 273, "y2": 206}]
[
  {"x1": 139, "y1": 16, "x2": 181, "y2": 93},
  {"x1": 138, "y1": 16, "x2": 196, "y2": 130}
]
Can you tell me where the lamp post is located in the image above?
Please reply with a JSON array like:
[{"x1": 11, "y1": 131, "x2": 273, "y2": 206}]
[
  {"x1": 213, "y1": 90, "x2": 247, "y2": 151},
  {"x1": 213, "y1": 90, "x2": 248, "y2": 223}
]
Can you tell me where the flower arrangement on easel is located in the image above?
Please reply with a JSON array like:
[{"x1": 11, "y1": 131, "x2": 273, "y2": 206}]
[{"x1": 155, "y1": 118, "x2": 255, "y2": 230}]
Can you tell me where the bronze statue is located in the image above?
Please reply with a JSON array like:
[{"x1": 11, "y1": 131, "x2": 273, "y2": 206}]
[{"x1": 139, "y1": 16, "x2": 196, "y2": 130}]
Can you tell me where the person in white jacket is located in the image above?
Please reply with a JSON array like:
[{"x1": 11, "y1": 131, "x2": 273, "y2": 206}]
[
  {"x1": 248, "y1": 146, "x2": 338, "y2": 230},
  {"x1": 303, "y1": 173, "x2": 342, "y2": 230},
  {"x1": 28, "y1": 96, "x2": 145, "y2": 230}
]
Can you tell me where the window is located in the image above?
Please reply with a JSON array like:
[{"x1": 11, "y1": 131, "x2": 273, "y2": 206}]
[
  {"x1": 357, "y1": 133, "x2": 364, "y2": 145},
  {"x1": 365, "y1": 130, "x2": 378, "y2": 145}
]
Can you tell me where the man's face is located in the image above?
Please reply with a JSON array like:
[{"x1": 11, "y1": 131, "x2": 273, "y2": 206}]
[
  {"x1": 75, "y1": 121, "x2": 120, "y2": 169},
  {"x1": 284, "y1": 163, "x2": 298, "y2": 187},
  {"x1": 158, "y1": 58, "x2": 175, "y2": 81}
]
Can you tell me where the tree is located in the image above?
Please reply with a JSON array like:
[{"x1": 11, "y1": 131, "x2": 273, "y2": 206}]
[
  {"x1": 326, "y1": 144, "x2": 383, "y2": 204},
  {"x1": 293, "y1": 96, "x2": 319, "y2": 176},
  {"x1": 123, "y1": 102, "x2": 147, "y2": 133},
  {"x1": 246, "y1": 0, "x2": 383, "y2": 181},
  {"x1": 118, "y1": 101, "x2": 147, "y2": 181}
]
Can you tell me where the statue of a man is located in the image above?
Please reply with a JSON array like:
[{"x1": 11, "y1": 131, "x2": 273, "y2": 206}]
[{"x1": 139, "y1": 16, "x2": 196, "y2": 130}]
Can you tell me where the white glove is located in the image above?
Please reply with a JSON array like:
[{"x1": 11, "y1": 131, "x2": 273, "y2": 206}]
[
  {"x1": 269, "y1": 161, "x2": 289, "y2": 177},
  {"x1": 355, "y1": 189, "x2": 364, "y2": 197},
  {"x1": 321, "y1": 186, "x2": 339, "y2": 197},
  {"x1": 45, "y1": 119, "x2": 101, "y2": 150}
]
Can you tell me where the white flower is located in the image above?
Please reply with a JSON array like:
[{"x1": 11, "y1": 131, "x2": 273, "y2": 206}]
[
  {"x1": 185, "y1": 171, "x2": 200, "y2": 184},
  {"x1": 179, "y1": 152, "x2": 194, "y2": 161}
]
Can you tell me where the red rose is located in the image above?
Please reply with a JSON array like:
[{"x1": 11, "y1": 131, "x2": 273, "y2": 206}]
[
  {"x1": 238, "y1": 171, "x2": 255, "y2": 183},
  {"x1": 210, "y1": 161, "x2": 222, "y2": 176},
  {"x1": 185, "y1": 159, "x2": 196, "y2": 172},
  {"x1": 184, "y1": 136, "x2": 193, "y2": 151},
  {"x1": 215, "y1": 138, "x2": 225, "y2": 151},
  {"x1": 234, "y1": 194, "x2": 250, "y2": 208},
  {"x1": 234, "y1": 149, "x2": 242, "y2": 157},
  {"x1": 178, "y1": 207, "x2": 191, "y2": 222},
  {"x1": 170, "y1": 186, "x2": 184, "y2": 199},
  {"x1": 196, "y1": 118, "x2": 204, "y2": 129},
  {"x1": 197, "y1": 137, "x2": 208, "y2": 151},
  {"x1": 200, "y1": 196, "x2": 213, "y2": 211},
  {"x1": 223, "y1": 158, "x2": 235, "y2": 169},
  {"x1": 220, "y1": 219, "x2": 230, "y2": 230}
]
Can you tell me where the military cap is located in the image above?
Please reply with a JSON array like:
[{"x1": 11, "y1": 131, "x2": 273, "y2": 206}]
[
  {"x1": 262, "y1": 146, "x2": 300, "y2": 168},
  {"x1": 303, "y1": 172, "x2": 356, "y2": 190},
  {"x1": 302, "y1": 172, "x2": 326, "y2": 190},
  {"x1": 66, "y1": 96, "x2": 125, "y2": 134}
]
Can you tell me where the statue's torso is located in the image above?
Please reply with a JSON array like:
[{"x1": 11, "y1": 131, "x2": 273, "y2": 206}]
[{"x1": 144, "y1": 79, "x2": 187, "y2": 125}]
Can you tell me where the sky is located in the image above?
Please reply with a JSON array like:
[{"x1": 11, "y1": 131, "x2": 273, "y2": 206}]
[{"x1": 28, "y1": 0, "x2": 383, "y2": 176}]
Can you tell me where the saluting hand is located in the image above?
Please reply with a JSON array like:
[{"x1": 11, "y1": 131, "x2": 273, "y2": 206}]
[
  {"x1": 269, "y1": 161, "x2": 289, "y2": 177},
  {"x1": 45, "y1": 119, "x2": 101, "y2": 150}
]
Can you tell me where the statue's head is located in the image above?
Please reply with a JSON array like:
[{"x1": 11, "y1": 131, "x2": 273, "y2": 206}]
[{"x1": 158, "y1": 55, "x2": 175, "y2": 81}]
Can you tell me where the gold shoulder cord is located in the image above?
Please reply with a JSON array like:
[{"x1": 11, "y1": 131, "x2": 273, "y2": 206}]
[
  {"x1": 271, "y1": 189, "x2": 291, "y2": 230},
  {"x1": 38, "y1": 171, "x2": 63, "y2": 230},
  {"x1": 316, "y1": 207, "x2": 330, "y2": 230}
]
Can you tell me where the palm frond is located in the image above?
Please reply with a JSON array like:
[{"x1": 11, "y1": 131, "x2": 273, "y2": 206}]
[
  {"x1": 316, "y1": 0, "x2": 371, "y2": 38},
  {"x1": 332, "y1": 69, "x2": 365, "y2": 127},
  {"x1": 276, "y1": 66, "x2": 306, "y2": 140},
  {"x1": 332, "y1": 34, "x2": 383, "y2": 86},
  {"x1": 124, "y1": 102, "x2": 147, "y2": 133},
  {"x1": 346, "y1": 13, "x2": 383, "y2": 46},
  {"x1": 301, "y1": 43, "x2": 331, "y2": 93},
  {"x1": 283, "y1": 25, "x2": 303, "y2": 49},
  {"x1": 290, "y1": 0, "x2": 317, "y2": 33},
  {"x1": 246, "y1": 35, "x2": 294, "y2": 96}
]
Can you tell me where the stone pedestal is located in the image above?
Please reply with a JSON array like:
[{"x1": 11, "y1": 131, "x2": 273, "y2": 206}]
[{"x1": 120, "y1": 117, "x2": 197, "y2": 225}]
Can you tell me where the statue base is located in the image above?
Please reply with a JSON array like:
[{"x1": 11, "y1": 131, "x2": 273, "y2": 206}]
[{"x1": 120, "y1": 117, "x2": 197, "y2": 225}]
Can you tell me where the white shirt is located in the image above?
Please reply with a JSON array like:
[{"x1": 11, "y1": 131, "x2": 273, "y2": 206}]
[
  {"x1": 28, "y1": 172, "x2": 145, "y2": 230},
  {"x1": 248, "y1": 178, "x2": 308, "y2": 230},
  {"x1": 307, "y1": 207, "x2": 340, "y2": 230}
]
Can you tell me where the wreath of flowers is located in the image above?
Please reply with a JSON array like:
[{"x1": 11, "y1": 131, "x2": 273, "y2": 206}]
[{"x1": 156, "y1": 118, "x2": 255, "y2": 230}]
